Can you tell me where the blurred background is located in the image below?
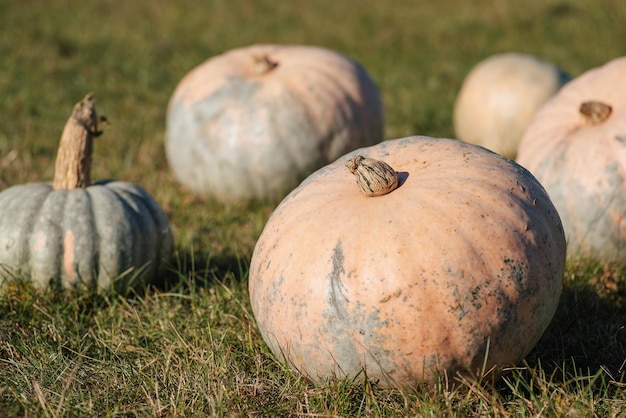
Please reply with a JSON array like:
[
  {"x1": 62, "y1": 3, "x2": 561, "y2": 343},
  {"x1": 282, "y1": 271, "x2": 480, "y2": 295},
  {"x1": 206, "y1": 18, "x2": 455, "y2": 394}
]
[{"x1": 2, "y1": 1, "x2": 624, "y2": 173}]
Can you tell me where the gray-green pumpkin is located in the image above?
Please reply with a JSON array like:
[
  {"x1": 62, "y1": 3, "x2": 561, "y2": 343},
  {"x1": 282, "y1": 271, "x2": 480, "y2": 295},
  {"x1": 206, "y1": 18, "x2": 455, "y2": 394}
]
[
  {"x1": 0, "y1": 94, "x2": 173, "y2": 292},
  {"x1": 165, "y1": 44, "x2": 384, "y2": 204}
]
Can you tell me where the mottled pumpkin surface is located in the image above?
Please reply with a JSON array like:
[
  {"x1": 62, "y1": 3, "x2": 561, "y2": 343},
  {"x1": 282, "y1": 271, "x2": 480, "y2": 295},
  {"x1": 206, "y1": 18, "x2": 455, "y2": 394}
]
[
  {"x1": 166, "y1": 44, "x2": 384, "y2": 203},
  {"x1": 517, "y1": 56, "x2": 626, "y2": 261},
  {"x1": 0, "y1": 180, "x2": 173, "y2": 292},
  {"x1": 454, "y1": 52, "x2": 569, "y2": 160},
  {"x1": 249, "y1": 136, "x2": 565, "y2": 390}
]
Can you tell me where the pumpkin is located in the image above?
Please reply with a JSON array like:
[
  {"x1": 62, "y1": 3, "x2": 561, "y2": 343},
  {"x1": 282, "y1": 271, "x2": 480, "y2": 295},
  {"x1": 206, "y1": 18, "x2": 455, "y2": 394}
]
[
  {"x1": 516, "y1": 56, "x2": 626, "y2": 261},
  {"x1": 0, "y1": 94, "x2": 173, "y2": 293},
  {"x1": 249, "y1": 136, "x2": 565, "y2": 390},
  {"x1": 453, "y1": 52, "x2": 570, "y2": 159},
  {"x1": 165, "y1": 44, "x2": 384, "y2": 203}
]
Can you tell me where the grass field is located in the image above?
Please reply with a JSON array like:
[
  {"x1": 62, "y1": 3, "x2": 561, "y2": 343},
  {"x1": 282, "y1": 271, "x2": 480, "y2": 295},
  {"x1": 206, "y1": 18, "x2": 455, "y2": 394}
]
[{"x1": 1, "y1": 0, "x2": 626, "y2": 415}]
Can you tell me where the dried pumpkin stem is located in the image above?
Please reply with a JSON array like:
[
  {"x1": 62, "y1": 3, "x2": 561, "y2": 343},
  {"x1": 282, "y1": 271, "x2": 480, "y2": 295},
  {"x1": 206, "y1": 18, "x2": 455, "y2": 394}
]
[
  {"x1": 346, "y1": 155, "x2": 399, "y2": 197},
  {"x1": 580, "y1": 101, "x2": 612, "y2": 126},
  {"x1": 253, "y1": 54, "x2": 279, "y2": 74},
  {"x1": 52, "y1": 93, "x2": 104, "y2": 190}
]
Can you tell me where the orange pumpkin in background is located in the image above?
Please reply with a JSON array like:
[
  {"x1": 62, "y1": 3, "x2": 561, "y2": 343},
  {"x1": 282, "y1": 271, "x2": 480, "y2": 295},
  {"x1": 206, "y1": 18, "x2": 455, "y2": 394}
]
[
  {"x1": 249, "y1": 136, "x2": 565, "y2": 390},
  {"x1": 454, "y1": 52, "x2": 569, "y2": 159},
  {"x1": 165, "y1": 44, "x2": 384, "y2": 204},
  {"x1": 517, "y1": 56, "x2": 626, "y2": 262}
]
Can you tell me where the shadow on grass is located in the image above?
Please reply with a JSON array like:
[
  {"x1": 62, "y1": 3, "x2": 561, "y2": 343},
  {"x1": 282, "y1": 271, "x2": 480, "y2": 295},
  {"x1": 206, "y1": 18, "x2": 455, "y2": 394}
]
[
  {"x1": 511, "y1": 264, "x2": 626, "y2": 395},
  {"x1": 154, "y1": 248, "x2": 251, "y2": 292}
]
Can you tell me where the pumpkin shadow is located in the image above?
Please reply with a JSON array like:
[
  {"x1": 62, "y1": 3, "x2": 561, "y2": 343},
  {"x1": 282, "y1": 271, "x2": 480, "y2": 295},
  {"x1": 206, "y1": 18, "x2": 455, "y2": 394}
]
[
  {"x1": 154, "y1": 249, "x2": 250, "y2": 291},
  {"x1": 503, "y1": 275, "x2": 626, "y2": 395}
]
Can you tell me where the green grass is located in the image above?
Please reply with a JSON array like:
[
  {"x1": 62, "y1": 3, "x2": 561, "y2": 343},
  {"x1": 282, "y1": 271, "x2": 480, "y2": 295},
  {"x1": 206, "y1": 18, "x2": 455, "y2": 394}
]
[{"x1": 1, "y1": 0, "x2": 626, "y2": 415}]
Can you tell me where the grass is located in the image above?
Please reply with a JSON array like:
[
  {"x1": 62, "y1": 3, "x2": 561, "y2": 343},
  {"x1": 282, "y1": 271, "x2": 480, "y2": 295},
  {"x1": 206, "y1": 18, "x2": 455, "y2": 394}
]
[
  {"x1": 1, "y1": 0, "x2": 626, "y2": 415},
  {"x1": 1, "y1": 262, "x2": 625, "y2": 416}
]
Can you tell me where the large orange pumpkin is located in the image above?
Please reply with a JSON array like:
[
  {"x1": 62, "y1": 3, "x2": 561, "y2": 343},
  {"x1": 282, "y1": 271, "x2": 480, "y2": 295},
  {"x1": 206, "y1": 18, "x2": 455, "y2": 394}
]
[
  {"x1": 454, "y1": 52, "x2": 569, "y2": 159},
  {"x1": 249, "y1": 136, "x2": 565, "y2": 390},
  {"x1": 517, "y1": 56, "x2": 626, "y2": 261},
  {"x1": 165, "y1": 44, "x2": 384, "y2": 203}
]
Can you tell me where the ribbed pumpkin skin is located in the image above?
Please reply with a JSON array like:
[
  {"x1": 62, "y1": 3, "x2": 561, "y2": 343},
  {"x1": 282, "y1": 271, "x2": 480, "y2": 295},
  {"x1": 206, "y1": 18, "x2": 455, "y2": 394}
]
[
  {"x1": 0, "y1": 180, "x2": 173, "y2": 292},
  {"x1": 166, "y1": 44, "x2": 384, "y2": 203},
  {"x1": 517, "y1": 57, "x2": 626, "y2": 261},
  {"x1": 454, "y1": 53, "x2": 569, "y2": 159},
  {"x1": 249, "y1": 136, "x2": 565, "y2": 390}
]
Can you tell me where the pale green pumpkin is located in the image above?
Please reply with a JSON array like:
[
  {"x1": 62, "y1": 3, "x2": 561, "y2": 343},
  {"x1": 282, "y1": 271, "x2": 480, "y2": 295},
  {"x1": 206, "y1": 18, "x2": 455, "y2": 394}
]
[{"x1": 0, "y1": 94, "x2": 173, "y2": 292}]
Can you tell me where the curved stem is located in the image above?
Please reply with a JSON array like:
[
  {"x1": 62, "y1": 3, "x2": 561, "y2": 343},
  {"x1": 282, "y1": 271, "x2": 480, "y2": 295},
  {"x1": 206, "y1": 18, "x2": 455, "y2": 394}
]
[
  {"x1": 580, "y1": 101, "x2": 612, "y2": 126},
  {"x1": 52, "y1": 93, "x2": 103, "y2": 190}
]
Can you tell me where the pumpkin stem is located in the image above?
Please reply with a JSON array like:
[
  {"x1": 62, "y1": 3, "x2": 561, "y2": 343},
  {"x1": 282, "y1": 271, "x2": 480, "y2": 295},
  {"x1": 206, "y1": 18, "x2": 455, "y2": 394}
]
[
  {"x1": 253, "y1": 54, "x2": 279, "y2": 74},
  {"x1": 346, "y1": 155, "x2": 399, "y2": 197},
  {"x1": 52, "y1": 93, "x2": 105, "y2": 190},
  {"x1": 580, "y1": 101, "x2": 612, "y2": 126}
]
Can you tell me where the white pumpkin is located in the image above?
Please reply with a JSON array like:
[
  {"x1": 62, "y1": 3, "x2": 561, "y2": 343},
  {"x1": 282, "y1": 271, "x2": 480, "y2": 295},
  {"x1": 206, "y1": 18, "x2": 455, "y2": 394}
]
[{"x1": 453, "y1": 52, "x2": 570, "y2": 159}]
